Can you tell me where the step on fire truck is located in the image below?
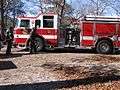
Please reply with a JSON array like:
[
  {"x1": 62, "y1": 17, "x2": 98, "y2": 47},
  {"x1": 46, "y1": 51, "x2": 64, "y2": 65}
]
[{"x1": 14, "y1": 13, "x2": 120, "y2": 54}]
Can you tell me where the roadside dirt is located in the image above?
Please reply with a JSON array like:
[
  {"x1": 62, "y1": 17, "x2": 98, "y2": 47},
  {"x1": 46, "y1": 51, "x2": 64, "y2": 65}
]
[{"x1": 1, "y1": 48, "x2": 120, "y2": 90}]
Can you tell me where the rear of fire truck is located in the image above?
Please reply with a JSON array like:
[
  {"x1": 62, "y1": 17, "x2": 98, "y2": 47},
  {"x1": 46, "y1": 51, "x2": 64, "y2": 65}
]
[
  {"x1": 59, "y1": 15, "x2": 120, "y2": 54},
  {"x1": 81, "y1": 15, "x2": 120, "y2": 54}
]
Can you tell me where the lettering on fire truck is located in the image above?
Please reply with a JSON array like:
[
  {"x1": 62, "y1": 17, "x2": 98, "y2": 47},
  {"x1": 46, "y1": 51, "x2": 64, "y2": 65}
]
[{"x1": 14, "y1": 14, "x2": 120, "y2": 54}]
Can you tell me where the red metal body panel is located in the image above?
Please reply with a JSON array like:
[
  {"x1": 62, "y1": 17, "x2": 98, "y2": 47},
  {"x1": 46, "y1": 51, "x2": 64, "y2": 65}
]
[
  {"x1": 81, "y1": 21, "x2": 118, "y2": 47},
  {"x1": 81, "y1": 22, "x2": 94, "y2": 46},
  {"x1": 15, "y1": 28, "x2": 31, "y2": 34},
  {"x1": 96, "y1": 23, "x2": 116, "y2": 35},
  {"x1": 81, "y1": 40, "x2": 94, "y2": 46},
  {"x1": 83, "y1": 22, "x2": 94, "y2": 36},
  {"x1": 15, "y1": 29, "x2": 23, "y2": 34},
  {"x1": 46, "y1": 39, "x2": 57, "y2": 46},
  {"x1": 14, "y1": 28, "x2": 58, "y2": 47},
  {"x1": 36, "y1": 29, "x2": 58, "y2": 46},
  {"x1": 36, "y1": 29, "x2": 57, "y2": 35},
  {"x1": 15, "y1": 38, "x2": 27, "y2": 44}
]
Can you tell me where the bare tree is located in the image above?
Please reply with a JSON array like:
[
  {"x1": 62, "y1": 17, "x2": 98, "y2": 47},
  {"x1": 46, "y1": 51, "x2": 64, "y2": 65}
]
[
  {"x1": 26, "y1": 0, "x2": 50, "y2": 13},
  {"x1": 109, "y1": 0, "x2": 120, "y2": 15},
  {"x1": 0, "y1": 0, "x2": 25, "y2": 28},
  {"x1": 70, "y1": 0, "x2": 120, "y2": 21},
  {"x1": 51, "y1": 0, "x2": 74, "y2": 25},
  {"x1": 53, "y1": 0, "x2": 66, "y2": 24},
  {"x1": 29, "y1": 0, "x2": 73, "y2": 25},
  {"x1": 89, "y1": 0, "x2": 115, "y2": 15}
]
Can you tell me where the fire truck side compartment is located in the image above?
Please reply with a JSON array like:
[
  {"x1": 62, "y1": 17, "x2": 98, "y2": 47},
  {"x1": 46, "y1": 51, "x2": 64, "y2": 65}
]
[{"x1": 82, "y1": 22, "x2": 94, "y2": 46}]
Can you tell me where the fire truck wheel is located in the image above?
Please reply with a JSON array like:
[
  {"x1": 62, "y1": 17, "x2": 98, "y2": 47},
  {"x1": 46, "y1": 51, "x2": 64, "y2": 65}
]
[
  {"x1": 35, "y1": 37, "x2": 44, "y2": 52},
  {"x1": 96, "y1": 40, "x2": 113, "y2": 54}
]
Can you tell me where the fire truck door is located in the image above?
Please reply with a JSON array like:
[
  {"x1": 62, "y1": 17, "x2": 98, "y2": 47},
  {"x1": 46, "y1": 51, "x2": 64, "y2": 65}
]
[{"x1": 36, "y1": 15, "x2": 57, "y2": 46}]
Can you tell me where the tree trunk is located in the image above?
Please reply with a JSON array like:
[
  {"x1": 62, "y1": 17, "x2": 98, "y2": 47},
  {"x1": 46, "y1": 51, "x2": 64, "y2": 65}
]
[
  {"x1": 13, "y1": 9, "x2": 16, "y2": 28},
  {"x1": 1, "y1": 0, "x2": 5, "y2": 30},
  {"x1": 96, "y1": 0, "x2": 99, "y2": 15},
  {"x1": 5, "y1": 13, "x2": 8, "y2": 28},
  {"x1": 13, "y1": 16, "x2": 16, "y2": 28},
  {"x1": 60, "y1": 0, "x2": 66, "y2": 25},
  {"x1": 0, "y1": 0, "x2": 6, "y2": 41}
]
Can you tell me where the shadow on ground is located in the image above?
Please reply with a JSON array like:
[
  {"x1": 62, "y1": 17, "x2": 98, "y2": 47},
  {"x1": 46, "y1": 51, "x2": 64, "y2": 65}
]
[
  {"x1": 0, "y1": 53, "x2": 29, "y2": 59},
  {"x1": 47, "y1": 48, "x2": 96, "y2": 54},
  {"x1": 0, "y1": 62, "x2": 120, "y2": 89},
  {"x1": 1, "y1": 48, "x2": 120, "y2": 59},
  {"x1": 0, "y1": 61, "x2": 17, "y2": 70},
  {"x1": 18, "y1": 48, "x2": 96, "y2": 54},
  {"x1": 0, "y1": 74, "x2": 120, "y2": 90},
  {"x1": 48, "y1": 48, "x2": 120, "y2": 55},
  {"x1": 0, "y1": 48, "x2": 96, "y2": 59}
]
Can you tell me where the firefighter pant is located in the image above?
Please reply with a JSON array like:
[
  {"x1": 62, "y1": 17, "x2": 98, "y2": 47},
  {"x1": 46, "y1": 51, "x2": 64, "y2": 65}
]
[
  {"x1": 6, "y1": 40, "x2": 12, "y2": 54},
  {"x1": 30, "y1": 39, "x2": 37, "y2": 53}
]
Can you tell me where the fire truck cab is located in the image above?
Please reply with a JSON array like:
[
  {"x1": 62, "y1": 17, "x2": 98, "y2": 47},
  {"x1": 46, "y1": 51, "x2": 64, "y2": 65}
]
[
  {"x1": 14, "y1": 14, "x2": 120, "y2": 54},
  {"x1": 14, "y1": 13, "x2": 58, "y2": 51}
]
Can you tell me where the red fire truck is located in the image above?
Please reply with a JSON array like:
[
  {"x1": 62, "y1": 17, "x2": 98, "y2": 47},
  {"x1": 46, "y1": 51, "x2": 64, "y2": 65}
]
[{"x1": 14, "y1": 13, "x2": 120, "y2": 54}]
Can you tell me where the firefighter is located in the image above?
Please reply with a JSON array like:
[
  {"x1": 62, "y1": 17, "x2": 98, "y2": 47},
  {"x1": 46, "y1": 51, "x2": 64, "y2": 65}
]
[
  {"x1": 30, "y1": 27, "x2": 37, "y2": 54},
  {"x1": 6, "y1": 27, "x2": 14, "y2": 54}
]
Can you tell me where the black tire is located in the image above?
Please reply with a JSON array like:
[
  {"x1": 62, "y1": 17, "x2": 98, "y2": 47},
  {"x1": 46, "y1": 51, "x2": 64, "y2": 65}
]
[
  {"x1": 96, "y1": 40, "x2": 113, "y2": 54},
  {"x1": 34, "y1": 37, "x2": 44, "y2": 52}
]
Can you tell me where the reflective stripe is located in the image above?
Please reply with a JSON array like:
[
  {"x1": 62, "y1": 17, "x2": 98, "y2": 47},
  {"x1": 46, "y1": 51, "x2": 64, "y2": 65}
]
[
  {"x1": 14, "y1": 34, "x2": 30, "y2": 38},
  {"x1": 14, "y1": 34, "x2": 57, "y2": 39},
  {"x1": 85, "y1": 15, "x2": 120, "y2": 22},
  {"x1": 83, "y1": 36, "x2": 94, "y2": 40},
  {"x1": 42, "y1": 35, "x2": 57, "y2": 39}
]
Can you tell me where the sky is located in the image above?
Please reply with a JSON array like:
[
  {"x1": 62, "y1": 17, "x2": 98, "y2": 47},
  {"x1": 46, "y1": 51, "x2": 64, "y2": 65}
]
[
  {"x1": 22, "y1": 0, "x2": 117, "y2": 16},
  {"x1": 22, "y1": 0, "x2": 76, "y2": 16},
  {"x1": 22, "y1": 0, "x2": 40, "y2": 16}
]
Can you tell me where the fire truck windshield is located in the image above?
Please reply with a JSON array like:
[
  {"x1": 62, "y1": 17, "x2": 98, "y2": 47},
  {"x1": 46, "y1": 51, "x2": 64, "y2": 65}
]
[{"x1": 20, "y1": 20, "x2": 30, "y2": 28}]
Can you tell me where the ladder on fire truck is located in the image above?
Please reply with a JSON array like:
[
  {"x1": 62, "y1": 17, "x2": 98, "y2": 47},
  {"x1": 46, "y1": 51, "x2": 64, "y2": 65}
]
[{"x1": 84, "y1": 15, "x2": 120, "y2": 22}]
